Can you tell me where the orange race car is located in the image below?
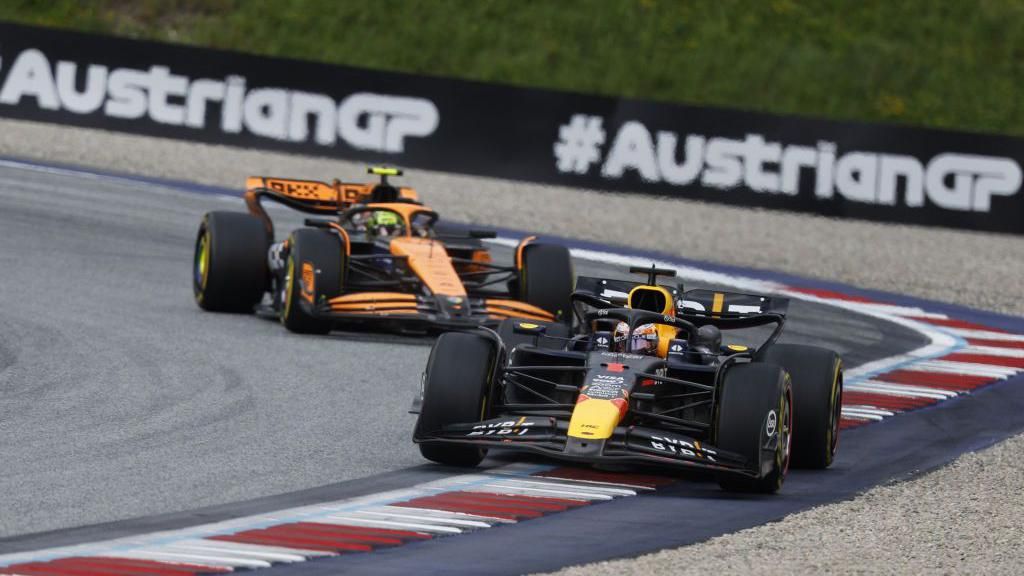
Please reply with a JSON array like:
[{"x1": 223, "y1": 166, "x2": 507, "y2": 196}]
[{"x1": 192, "y1": 167, "x2": 574, "y2": 333}]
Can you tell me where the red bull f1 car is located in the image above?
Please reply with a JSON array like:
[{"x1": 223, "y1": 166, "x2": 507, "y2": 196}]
[
  {"x1": 413, "y1": 267, "x2": 843, "y2": 493},
  {"x1": 193, "y1": 167, "x2": 573, "y2": 333}
]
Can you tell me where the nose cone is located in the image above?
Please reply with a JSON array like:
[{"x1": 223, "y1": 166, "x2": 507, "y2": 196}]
[{"x1": 568, "y1": 396, "x2": 628, "y2": 440}]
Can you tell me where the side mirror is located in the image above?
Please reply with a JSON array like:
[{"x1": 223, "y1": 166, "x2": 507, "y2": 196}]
[{"x1": 512, "y1": 321, "x2": 547, "y2": 334}]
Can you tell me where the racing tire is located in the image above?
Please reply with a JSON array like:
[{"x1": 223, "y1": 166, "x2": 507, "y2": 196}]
[
  {"x1": 520, "y1": 243, "x2": 574, "y2": 324},
  {"x1": 281, "y1": 228, "x2": 345, "y2": 334},
  {"x1": 414, "y1": 332, "x2": 495, "y2": 467},
  {"x1": 193, "y1": 211, "x2": 269, "y2": 313},
  {"x1": 714, "y1": 362, "x2": 792, "y2": 494},
  {"x1": 758, "y1": 344, "x2": 843, "y2": 469}
]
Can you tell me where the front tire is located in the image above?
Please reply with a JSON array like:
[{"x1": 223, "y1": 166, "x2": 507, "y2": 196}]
[
  {"x1": 414, "y1": 332, "x2": 495, "y2": 467},
  {"x1": 193, "y1": 211, "x2": 269, "y2": 312},
  {"x1": 715, "y1": 362, "x2": 792, "y2": 493},
  {"x1": 281, "y1": 229, "x2": 344, "y2": 334},
  {"x1": 519, "y1": 243, "x2": 574, "y2": 324},
  {"x1": 759, "y1": 344, "x2": 843, "y2": 469}
]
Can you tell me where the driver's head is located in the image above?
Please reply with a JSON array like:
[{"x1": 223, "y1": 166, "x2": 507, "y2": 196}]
[
  {"x1": 612, "y1": 321, "x2": 629, "y2": 352},
  {"x1": 630, "y1": 323, "x2": 659, "y2": 355},
  {"x1": 611, "y1": 322, "x2": 660, "y2": 356},
  {"x1": 368, "y1": 210, "x2": 400, "y2": 237}
]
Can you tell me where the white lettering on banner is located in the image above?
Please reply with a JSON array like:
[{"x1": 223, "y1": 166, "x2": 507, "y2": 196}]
[
  {"x1": 0, "y1": 48, "x2": 59, "y2": 110},
  {"x1": 338, "y1": 93, "x2": 440, "y2": 153},
  {"x1": 55, "y1": 62, "x2": 106, "y2": 114},
  {"x1": 0, "y1": 47, "x2": 439, "y2": 153},
  {"x1": 553, "y1": 115, "x2": 1022, "y2": 213}
]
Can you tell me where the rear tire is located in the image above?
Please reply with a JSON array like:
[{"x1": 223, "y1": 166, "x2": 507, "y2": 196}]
[
  {"x1": 520, "y1": 243, "x2": 574, "y2": 324},
  {"x1": 715, "y1": 363, "x2": 792, "y2": 493},
  {"x1": 193, "y1": 211, "x2": 269, "y2": 313},
  {"x1": 759, "y1": 344, "x2": 843, "y2": 469},
  {"x1": 281, "y1": 229, "x2": 344, "y2": 334},
  {"x1": 414, "y1": 332, "x2": 495, "y2": 467}
]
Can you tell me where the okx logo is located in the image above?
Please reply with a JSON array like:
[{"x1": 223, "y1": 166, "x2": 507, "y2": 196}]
[{"x1": 553, "y1": 114, "x2": 1022, "y2": 213}]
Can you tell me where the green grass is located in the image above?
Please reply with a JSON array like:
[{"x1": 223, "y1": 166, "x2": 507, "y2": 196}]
[{"x1": 3, "y1": 0, "x2": 1023, "y2": 135}]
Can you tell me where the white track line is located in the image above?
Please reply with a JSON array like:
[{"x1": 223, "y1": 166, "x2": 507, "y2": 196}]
[
  {"x1": 317, "y1": 515, "x2": 464, "y2": 534},
  {"x1": 356, "y1": 509, "x2": 494, "y2": 529},
  {"x1": 841, "y1": 407, "x2": 893, "y2": 420},
  {"x1": 465, "y1": 483, "x2": 615, "y2": 501},
  {"x1": 364, "y1": 505, "x2": 502, "y2": 525},
  {"x1": 109, "y1": 549, "x2": 271, "y2": 569},
  {"x1": 157, "y1": 542, "x2": 305, "y2": 563},
  {"x1": 483, "y1": 478, "x2": 637, "y2": 497},
  {"x1": 963, "y1": 346, "x2": 1024, "y2": 359},
  {"x1": 845, "y1": 381, "x2": 958, "y2": 400},
  {"x1": 944, "y1": 328, "x2": 1024, "y2": 342},
  {"x1": 910, "y1": 360, "x2": 1019, "y2": 378},
  {"x1": 173, "y1": 539, "x2": 323, "y2": 561}
]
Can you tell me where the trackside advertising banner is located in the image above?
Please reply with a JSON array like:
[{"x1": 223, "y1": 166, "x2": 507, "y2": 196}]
[{"x1": 0, "y1": 22, "x2": 1022, "y2": 233}]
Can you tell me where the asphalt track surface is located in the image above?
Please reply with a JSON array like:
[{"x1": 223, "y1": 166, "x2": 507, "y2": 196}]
[
  {"x1": 0, "y1": 117, "x2": 1020, "y2": 575},
  {"x1": 12, "y1": 160, "x2": 1024, "y2": 576},
  {"x1": 0, "y1": 159, "x2": 928, "y2": 542}
]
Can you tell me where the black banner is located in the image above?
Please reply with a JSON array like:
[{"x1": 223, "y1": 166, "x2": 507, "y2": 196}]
[{"x1": 0, "y1": 21, "x2": 1021, "y2": 233}]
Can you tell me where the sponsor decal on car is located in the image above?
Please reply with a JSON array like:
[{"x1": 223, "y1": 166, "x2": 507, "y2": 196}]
[
  {"x1": 648, "y1": 435, "x2": 718, "y2": 461},
  {"x1": 583, "y1": 373, "x2": 628, "y2": 400},
  {"x1": 300, "y1": 261, "x2": 315, "y2": 303},
  {"x1": 599, "y1": 351, "x2": 644, "y2": 360},
  {"x1": 467, "y1": 417, "x2": 535, "y2": 437}
]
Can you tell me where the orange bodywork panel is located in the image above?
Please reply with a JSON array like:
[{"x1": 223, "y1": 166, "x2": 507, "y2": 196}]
[
  {"x1": 327, "y1": 292, "x2": 419, "y2": 312},
  {"x1": 483, "y1": 299, "x2": 556, "y2": 320},
  {"x1": 389, "y1": 237, "x2": 467, "y2": 297},
  {"x1": 515, "y1": 235, "x2": 538, "y2": 270},
  {"x1": 330, "y1": 292, "x2": 417, "y2": 304},
  {"x1": 244, "y1": 176, "x2": 419, "y2": 234},
  {"x1": 326, "y1": 223, "x2": 352, "y2": 256},
  {"x1": 485, "y1": 309, "x2": 554, "y2": 322}
]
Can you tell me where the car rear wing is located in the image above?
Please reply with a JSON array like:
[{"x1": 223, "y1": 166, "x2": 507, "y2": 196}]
[
  {"x1": 678, "y1": 289, "x2": 789, "y2": 318},
  {"x1": 243, "y1": 176, "x2": 419, "y2": 234},
  {"x1": 574, "y1": 276, "x2": 683, "y2": 305},
  {"x1": 574, "y1": 276, "x2": 788, "y2": 345},
  {"x1": 576, "y1": 277, "x2": 786, "y2": 316}
]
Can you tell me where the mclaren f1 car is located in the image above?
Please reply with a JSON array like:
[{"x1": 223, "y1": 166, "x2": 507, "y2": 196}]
[
  {"x1": 412, "y1": 266, "x2": 843, "y2": 493},
  {"x1": 193, "y1": 167, "x2": 573, "y2": 333}
]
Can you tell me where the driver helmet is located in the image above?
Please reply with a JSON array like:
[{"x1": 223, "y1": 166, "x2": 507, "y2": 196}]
[
  {"x1": 411, "y1": 222, "x2": 430, "y2": 238},
  {"x1": 612, "y1": 322, "x2": 660, "y2": 356},
  {"x1": 367, "y1": 210, "x2": 401, "y2": 237}
]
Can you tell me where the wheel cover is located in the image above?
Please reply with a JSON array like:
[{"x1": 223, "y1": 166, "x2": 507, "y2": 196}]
[
  {"x1": 781, "y1": 386, "x2": 793, "y2": 475},
  {"x1": 828, "y1": 363, "x2": 843, "y2": 459},
  {"x1": 194, "y1": 231, "x2": 210, "y2": 293},
  {"x1": 282, "y1": 255, "x2": 295, "y2": 323}
]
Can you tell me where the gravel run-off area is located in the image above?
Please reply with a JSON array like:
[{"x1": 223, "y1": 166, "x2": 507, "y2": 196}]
[{"x1": 1, "y1": 117, "x2": 1022, "y2": 574}]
